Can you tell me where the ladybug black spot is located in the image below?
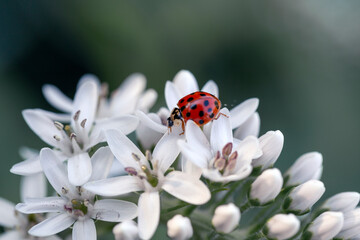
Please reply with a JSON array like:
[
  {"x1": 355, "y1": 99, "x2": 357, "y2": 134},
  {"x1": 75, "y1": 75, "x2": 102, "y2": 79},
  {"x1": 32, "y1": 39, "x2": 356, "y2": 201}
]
[
  {"x1": 191, "y1": 104, "x2": 197, "y2": 110},
  {"x1": 204, "y1": 100, "x2": 209, "y2": 106},
  {"x1": 180, "y1": 99, "x2": 185, "y2": 103},
  {"x1": 187, "y1": 97, "x2": 194, "y2": 102},
  {"x1": 214, "y1": 101, "x2": 219, "y2": 109},
  {"x1": 199, "y1": 119, "x2": 204, "y2": 124},
  {"x1": 181, "y1": 106, "x2": 186, "y2": 112},
  {"x1": 207, "y1": 108, "x2": 212, "y2": 113},
  {"x1": 199, "y1": 111, "x2": 204, "y2": 117},
  {"x1": 186, "y1": 112, "x2": 191, "y2": 117},
  {"x1": 210, "y1": 113, "x2": 214, "y2": 118},
  {"x1": 200, "y1": 93, "x2": 206, "y2": 96}
]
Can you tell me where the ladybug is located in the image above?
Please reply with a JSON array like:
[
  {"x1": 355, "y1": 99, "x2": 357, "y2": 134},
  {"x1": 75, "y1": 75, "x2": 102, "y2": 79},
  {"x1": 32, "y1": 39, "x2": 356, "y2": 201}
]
[{"x1": 167, "y1": 91, "x2": 227, "y2": 134}]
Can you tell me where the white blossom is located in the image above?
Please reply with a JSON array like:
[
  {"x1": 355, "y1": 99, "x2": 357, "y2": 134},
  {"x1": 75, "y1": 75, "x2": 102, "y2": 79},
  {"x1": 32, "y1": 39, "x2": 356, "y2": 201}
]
[
  {"x1": 113, "y1": 220, "x2": 139, "y2": 240},
  {"x1": 265, "y1": 213, "x2": 300, "y2": 240},
  {"x1": 284, "y1": 180, "x2": 325, "y2": 214},
  {"x1": 84, "y1": 129, "x2": 210, "y2": 239},
  {"x1": 336, "y1": 208, "x2": 360, "y2": 239},
  {"x1": 167, "y1": 215, "x2": 193, "y2": 240},
  {"x1": 322, "y1": 192, "x2": 360, "y2": 212},
  {"x1": 233, "y1": 112, "x2": 260, "y2": 140},
  {"x1": 16, "y1": 147, "x2": 137, "y2": 240},
  {"x1": 250, "y1": 168, "x2": 283, "y2": 205},
  {"x1": 212, "y1": 203, "x2": 240, "y2": 233},
  {"x1": 252, "y1": 130, "x2": 284, "y2": 169},
  {"x1": 306, "y1": 211, "x2": 344, "y2": 240},
  {"x1": 284, "y1": 152, "x2": 323, "y2": 187},
  {"x1": 178, "y1": 109, "x2": 262, "y2": 182}
]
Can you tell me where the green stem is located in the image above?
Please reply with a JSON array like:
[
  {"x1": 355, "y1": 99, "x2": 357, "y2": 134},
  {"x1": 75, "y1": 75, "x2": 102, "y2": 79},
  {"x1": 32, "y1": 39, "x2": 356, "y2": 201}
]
[
  {"x1": 183, "y1": 205, "x2": 197, "y2": 216},
  {"x1": 163, "y1": 202, "x2": 190, "y2": 213},
  {"x1": 217, "y1": 180, "x2": 243, "y2": 206}
]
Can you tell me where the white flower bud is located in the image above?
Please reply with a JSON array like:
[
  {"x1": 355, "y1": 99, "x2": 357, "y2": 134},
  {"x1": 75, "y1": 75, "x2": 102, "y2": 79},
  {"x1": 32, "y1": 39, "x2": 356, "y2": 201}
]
[
  {"x1": 113, "y1": 220, "x2": 139, "y2": 240},
  {"x1": 252, "y1": 130, "x2": 284, "y2": 169},
  {"x1": 306, "y1": 211, "x2": 344, "y2": 240},
  {"x1": 250, "y1": 168, "x2": 283, "y2": 205},
  {"x1": 284, "y1": 152, "x2": 323, "y2": 186},
  {"x1": 265, "y1": 214, "x2": 300, "y2": 240},
  {"x1": 322, "y1": 192, "x2": 360, "y2": 212},
  {"x1": 336, "y1": 208, "x2": 360, "y2": 239},
  {"x1": 167, "y1": 215, "x2": 193, "y2": 240},
  {"x1": 284, "y1": 180, "x2": 325, "y2": 214},
  {"x1": 212, "y1": 203, "x2": 240, "y2": 233}
]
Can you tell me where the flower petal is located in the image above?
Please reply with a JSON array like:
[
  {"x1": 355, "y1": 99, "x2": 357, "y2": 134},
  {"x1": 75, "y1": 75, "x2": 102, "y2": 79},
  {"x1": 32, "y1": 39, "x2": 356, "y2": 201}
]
[
  {"x1": 91, "y1": 115, "x2": 139, "y2": 144},
  {"x1": 162, "y1": 171, "x2": 211, "y2": 205},
  {"x1": 173, "y1": 70, "x2": 199, "y2": 95},
  {"x1": 211, "y1": 108, "x2": 233, "y2": 153},
  {"x1": 72, "y1": 219, "x2": 96, "y2": 240},
  {"x1": 92, "y1": 199, "x2": 137, "y2": 222},
  {"x1": 16, "y1": 197, "x2": 66, "y2": 214},
  {"x1": 230, "y1": 98, "x2": 259, "y2": 129},
  {"x1": 153, "y1": 132, "x2": 181, "y2": 172},
  {"x1": 68, "y1": 153, "x2": 92, "y2": 186},
  {"x1": 105, "y1": 129, "x2": 146, "y2": 169},
  {"x1": 0, "y1": 230, "x2": 22, "y2": 240},
  {"x1": 22, "y1": 109, "x2": 64, "y2": 149},
  {"x1": 181, "y1": 155, "x2": 203, "y2": 179},
  {"x1": 136, "y1": 110, "x2": 167, "y2": 133},
  {"x1": 42, "y1": 84, "x2": 73, "y2": 113},
  {"x1": 77, "y1": 74, "x2": 101, "y2": 90},
  {"x1": 10, "y1": 155, "x2": 42, "y2": 175},
  {"x1": 201, "y1": 80, "x2": 219, "y2": 97},
  {"x1": 20, "y1": 173, "x2": 47, "y2": 201},
  {"x1": 138, "y1": 192, "x2": 160, "y2": 240},
  {"x1": 89, "y1": 147, "x2": 114, "y2": 181},
  {"x1": 165, "y1": 81, "x2": 182, "y2": 110},
  {"x1": 110, "y1": 73, "x2": 146, "y2": 115},
  {"x1": 84, "y1": 176, "x2": 142, "y2": 197},
  {"x1": 234, "y1": 112, "x2": 260, "y2": 140},
  {"x1": 136, "y1": 113, "x2": 164, "y2": 150},
  {"x1": 0, "y1": 198, "x2": 17, "y2": 228},
  {"x1": 178, "y1": 140, "x2": 209, "y2": 169},
  {"x1": 35, "y1": 109, "x2": 71, "y2": 122},
  {"x1": 40, "y1": 148, "x2": 76, "y2": 197},
  {"x1": 71, "y1": 81, "x2": 98, "y2": 132},
  {"x1": 19, "y1": 146, "x2": 38, "y2": 159},
  {"x1": 29, "y1": 213, "x2": 75, "y2": 237},
  {"x1": 185, "y1": 120, "x2": 212, "y2": 161},
  {"x1": 137, "y1": 88, "x2": 158, "y2": 112}
]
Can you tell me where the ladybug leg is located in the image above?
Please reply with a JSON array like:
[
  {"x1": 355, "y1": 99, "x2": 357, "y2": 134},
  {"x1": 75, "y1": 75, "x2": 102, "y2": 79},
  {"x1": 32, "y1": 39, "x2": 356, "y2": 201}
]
[
  {"x1": 214, "y1": 112, "x2": 229, "y2": 120},
  {"x1": 179, "y1": 119, "x2": 185, "y2": 135},
  {"x1": 167, "y1": 126, "x2": 172, "y2": 135}
]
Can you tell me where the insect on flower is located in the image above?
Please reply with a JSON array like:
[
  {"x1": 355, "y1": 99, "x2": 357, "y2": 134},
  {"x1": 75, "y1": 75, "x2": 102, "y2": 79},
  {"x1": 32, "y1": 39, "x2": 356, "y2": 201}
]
[{"x1": 167, "y1": 91, "x2": 228, "y2": 134}]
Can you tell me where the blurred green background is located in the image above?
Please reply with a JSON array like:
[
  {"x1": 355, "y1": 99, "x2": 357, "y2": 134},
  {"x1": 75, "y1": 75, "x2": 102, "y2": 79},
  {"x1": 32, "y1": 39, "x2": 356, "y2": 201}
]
[{"x1": 1, "y1": 0, "x2": 359, "y2": 205}]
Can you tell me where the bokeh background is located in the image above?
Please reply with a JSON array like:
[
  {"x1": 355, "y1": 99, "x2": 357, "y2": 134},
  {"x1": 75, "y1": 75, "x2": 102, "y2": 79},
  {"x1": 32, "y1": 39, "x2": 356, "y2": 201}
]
[{"x1": 1, "y1": 0, "x2": 359, "y2": 209}]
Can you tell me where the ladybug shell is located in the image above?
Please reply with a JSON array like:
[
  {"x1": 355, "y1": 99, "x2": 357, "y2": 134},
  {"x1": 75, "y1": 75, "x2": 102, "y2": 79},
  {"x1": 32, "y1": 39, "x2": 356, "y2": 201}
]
[{"x1": 177, "y1": 91, "x2": 221, "y2": 126}]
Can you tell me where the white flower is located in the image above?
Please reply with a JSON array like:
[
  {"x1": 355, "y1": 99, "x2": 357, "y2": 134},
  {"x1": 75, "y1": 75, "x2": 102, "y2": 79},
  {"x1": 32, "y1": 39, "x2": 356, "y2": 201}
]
[
  {"x1": 0, "y1": 174, "x2": 54, "y2": 240},
  {"x1": 284, "y1": 152, "x2": 323, "y2": 187},
  {"x1": 167, "y1": 215, "x2": 193, "y2": 240},
  {"x1": 178, "y1": 108, "x2": 262, "y2": 182},
  {"x1": 306, "y1": 211, "x2": 344, "y2": 240},
  {"x1": 137, "y1": 70, "x2": 259, "y2": 135},
  {"x1": 250, "y1": 168, "x2": 283, "y2": 205},
  {"x1": 233, "y1": 112, "x2": 260, "y2": 140},
  {"x1": 16, "y1": 147, "x2": 137, "y2": 240},
  {"x1": 284, "y1": 180, "x2": 325, "y2": 214},
  {"x1": 84, "y1": 129, "x2": 210, "y2": 239},
  {"x1": 113, "y1": 220, "x2": 139, "y2": 240},
  {"x1": 322, "y1": 192, "x2": 360, "y2": 212},
  {"x1": 212, "y1": 203, "x2": 240, "y2": 233},
  {"x1": 251, "y1": 130, "x2": 284, "y2": 169},
  {"x1": 11, "y1": 81, "x2": 139, "y2": 186},
  {"x1": 265, "y1": 213, "x2": 300, "y2": 240},
  {"x1": 42, "y1": 73, "x2": 157, "y2": 120},
  {"x1": 336, "y1": 208, "x2": 360, "y2": 239}
]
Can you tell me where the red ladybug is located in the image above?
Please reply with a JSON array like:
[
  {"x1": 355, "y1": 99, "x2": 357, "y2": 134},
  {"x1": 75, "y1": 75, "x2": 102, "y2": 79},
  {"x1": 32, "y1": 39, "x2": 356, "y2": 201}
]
[{"x1": 167, "y1": 91, "x2": 227, "y2": 134}]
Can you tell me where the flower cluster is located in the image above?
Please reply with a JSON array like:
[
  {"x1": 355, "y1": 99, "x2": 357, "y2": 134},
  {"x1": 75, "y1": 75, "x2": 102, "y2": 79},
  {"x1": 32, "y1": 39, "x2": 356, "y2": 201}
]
[{"x1": 1, "y1": 70, "x2": 359, "y2": 240}]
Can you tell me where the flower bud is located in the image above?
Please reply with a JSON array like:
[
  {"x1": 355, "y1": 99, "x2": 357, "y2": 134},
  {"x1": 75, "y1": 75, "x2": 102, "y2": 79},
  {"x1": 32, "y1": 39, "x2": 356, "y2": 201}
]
[
  {"x1": 250, "y1": 168, "x2": 283, "y2": 205},
  {"x1": 322, "y1": 192, "x2": 360, "y2": 212},
  {"x1": 252, "y1": 131, "x2": 284, "y2": 169},
  {"x1": 305, "y1": 211, "x2": 344, "y2": 240},
  {"x1": 113, "y1": 220, "x2": 139, "y2": 240},
  {"x1": 284, "y1": 180, "x2": 325, "y2": 215},
  {"x1": 212, "y1": 203, "x2": 240, "y2": 233},
  {"x1": 284, "y1": 152, "x2": 323, "y2": 186},
  {"x1": 167, "y1": 215, "x2": 193, "y2": 240},
  {"x1": 264, "y1": 213, "x2": 300, "y2": 240},
  {"x1": 336, "y1": 208, "x2": 360, "y2": 239}
]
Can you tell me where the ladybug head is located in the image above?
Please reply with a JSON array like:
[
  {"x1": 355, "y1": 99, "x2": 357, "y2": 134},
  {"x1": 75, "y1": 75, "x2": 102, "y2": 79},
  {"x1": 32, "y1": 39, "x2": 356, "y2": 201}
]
[
  {"x1": 167, "y1": 108, "x2": 183, "y2": 128},
  {"x1": 167, "y1": 116, "x2": 174, "y2": 127}
]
